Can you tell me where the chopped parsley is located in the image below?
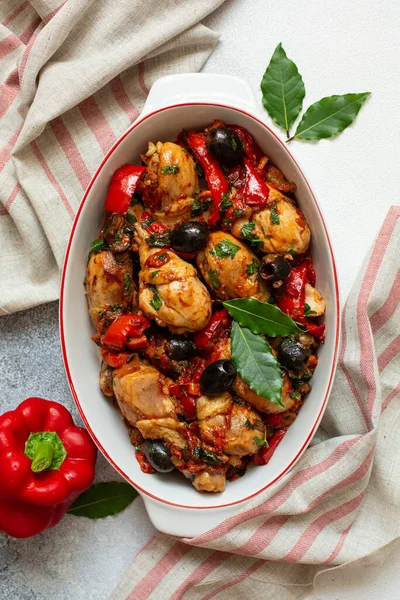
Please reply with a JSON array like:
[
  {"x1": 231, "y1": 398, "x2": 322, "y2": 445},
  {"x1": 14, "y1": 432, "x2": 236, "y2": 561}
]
[
  {"x1": 287, "y1": 248, "x2": 297, "y2": 257},
  {"x1": 149, "y1": 284, "x2": 163, "y2": 311},
  {"x1": 270, "y1": 205, "x2": 280, "y2": 225},
  {"x1": 89, "y1": 238, "x2": 107, "y2": 257},
  {"x1": 150, "y1": 270, "x2": 160, "y2": 279},
  {"x1": 208, "y1": 269, "x2": 221, "y2": 289},
  {"x1": 304, "y1": 303, "x2": 317, "y2": 316},
  {"x1": 233, "y1": 208, "x2": 244, "y2": 218},
  {"x1": 254, "y1": 430, "x2": 269, "y2": 448},
  {"x1": 123, "y1": 273, "x2": 131, "y2": 296},
  {"x1": 125, "y1": 213, "x2": 137, "y2": 224},
  {"x1": 246, "y1": 258, "x2": 260, "y2": 276},
  {"x1": 241, "y1": 222, "x2": 262, "y2": 247},
  {"x1": 219, "y1": 193, "x2": 233, "y2": 216},
  {"x1": 191, "y1": 195, "x2": 211, "y2": 217},
  {"x1": 210, "y1": 239, "x2": 241, "y2": 259},
  {"x1": 110, "y1": 304, "x2": 123, "y2": 312},
  {"x1": 193, "y1": 447, "x2": 223, "y2": 464},
  {"x1": 161, "y1": 165, "x2": 179, "y2": 175},
  {"x1": 244, "y1": 418, "x2": 255, "y2": 430},
  {"x1": 142, "y1": 216, "x2": 155, "y2": 228},
  {"x1": 146, "y1": 230, "x2": 170, "y2": 248},
  {"x1": 223, "y1": 218, "x2": 233, "y2": 228}
]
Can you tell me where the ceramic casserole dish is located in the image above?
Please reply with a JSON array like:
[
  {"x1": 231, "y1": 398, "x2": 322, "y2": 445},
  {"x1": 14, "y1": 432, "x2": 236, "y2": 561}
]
[{"x1": 60, "y1": 73, "x2": 340, "y2": 537}]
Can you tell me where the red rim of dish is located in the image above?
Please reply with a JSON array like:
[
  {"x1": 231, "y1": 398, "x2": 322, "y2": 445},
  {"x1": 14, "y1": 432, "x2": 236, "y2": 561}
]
[{"x1": 59, "y1": 102, "x2": 341, "y2": 510}]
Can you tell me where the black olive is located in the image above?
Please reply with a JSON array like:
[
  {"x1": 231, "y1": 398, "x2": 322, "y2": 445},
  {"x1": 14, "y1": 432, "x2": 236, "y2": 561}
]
[
  {"x1": 206, "y1": 128, "x2": 244, "y2": 164},
  {"x1": 170, "y1": 221, "x2": 209, "y2": 254},
  {"x1": 260, "y1": 255, "x2": 291, "y2": 283},
  {"x1": 200, "y1": 359, "x2": 237, "y2": 396},
  {"x1": 165, "y1": 337, "x2": 196, "y2": 361},
  {"x1": 278, "y1": 338, "x2": 310, "y2": 372},
  {"x1": 143, "y1": 440, "x2": 174, "y2": 473}
]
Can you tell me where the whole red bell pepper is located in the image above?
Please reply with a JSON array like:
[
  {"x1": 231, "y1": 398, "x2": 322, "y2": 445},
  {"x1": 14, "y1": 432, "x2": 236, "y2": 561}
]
[
  {"x1": 102, "y1": 314, "x2": 150, "y2": 350},
  {"x1": 277, "y1": 260, "x2": 325, "y2": 341},
  {"x1": 186, "y1": 130, "x2": 229, "y2": 227},
  {"x1": 242, "y1": 158, "x2": 270, "y2": 207},
  {"x1": 194, "y1": 308, "x2": 230, "y2": 351},
  {"x1": 0, "y1": 397, "x2": 97, "y2": 538},
  {"x1": 253, "y1": 428, "x2": 286, "y2": 466},
  {"x1": 104, "y1": 165, "x2": 146, "y2": 214}
]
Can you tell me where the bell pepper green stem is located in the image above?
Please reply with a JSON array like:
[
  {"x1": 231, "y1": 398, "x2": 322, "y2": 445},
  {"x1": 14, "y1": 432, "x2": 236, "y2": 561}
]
[{"x1": 31, "y1": 440, "x2": 54, "y2": 472}]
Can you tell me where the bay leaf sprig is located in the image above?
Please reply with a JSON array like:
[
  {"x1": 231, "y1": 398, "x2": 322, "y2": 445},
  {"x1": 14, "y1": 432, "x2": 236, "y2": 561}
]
[
  {"x1": 261, "y1": 43, "x2": 371, "y2": 142},
  {"x1": 68, "y1": 481, "x2": 138, "y2": 518},
  {"x1": 231, "y1": 322, "x2": 284, "y2": 408},
  {"x1": 224, "y1": 298, "x2": 302, "y2": 337}
]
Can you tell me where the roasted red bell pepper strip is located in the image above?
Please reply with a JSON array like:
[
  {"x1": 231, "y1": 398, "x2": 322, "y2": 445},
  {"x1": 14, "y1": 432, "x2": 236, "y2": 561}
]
[
  {"x1": 102, "y1": 314, "x2": 150, "y2": 350},
  {"x1": 101, "y1": 348, "x2": 130, "y2": 368},
  {"x1": 253, "y1": 428, "x2": 286, "y2": 466},
  {"x1": 228, "y1": 125, "x2": 263, "y2": 165},
  {"x1": 242, "y1": 158, "x2": 270, "y2": 207},
  {"x1": 145, "y1": 250, "x2": 170, "y2": 269},
  {"x1": 277, "y1": 260, "x2": 325, "y2": 341},
  {"x1": 0, "y1": 397, "x2": 97, "y2": 538},
  {"x1": 168, "y1": 384, "x2": 197, "y2": 420},
  {"x1": 104, "y1": 165, "x2": 146, "y2": 214},
  {"x1": 263, "y1": 413, "x2": 283, "y2": 427},
  {"x1": 126, "y1": 335, "x2": 150, "y2": 350},
  {"x1": 186, "y1": 131, "x2": 229, "y2": 227},
  {"x1": 194, "y1": 309, "x2": 230, "y2": 351}
]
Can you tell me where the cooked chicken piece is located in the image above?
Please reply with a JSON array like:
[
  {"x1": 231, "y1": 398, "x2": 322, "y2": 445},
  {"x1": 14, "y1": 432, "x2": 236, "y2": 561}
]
[
  {"x1": 85, "y1": 250, "x2": 137, "y2": 331},
  {"x1": 231, "y1": 199, "x2": 310, "y2": 256},
  {"x1": 193, "y1": 471, "x2": 226, "y2": 493},
  {"x1": 223, "y1": 403, "x2": 265, "y2": 456},
  {"x1": 141, "y1": 142, "x2": 199, "y2": 224},
  {"x1": 196, "y1": 231, "x2": 269, "y2": 301},
  {"x1": 197, "y1": 392, "x2": 265, "y2": 456},
  {"x1": 233, "y1": 373, "x2": 295, "y2": 414},
  {"x1": 113, "y1": 364, "x2": 176, "y2": 425},
  {"x1": 138, "y1": 243, "x2": 212, "y2": 334},
  {"x1": 305, "y1": 283, "x2": 326, "y2": 317},
  {"x1": 136, "y1": 418, "x2": 187, "y2": 449}
]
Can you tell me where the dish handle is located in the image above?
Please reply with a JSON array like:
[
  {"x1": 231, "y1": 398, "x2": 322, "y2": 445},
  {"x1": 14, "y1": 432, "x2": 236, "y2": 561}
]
[
  {"x1": 140, "y1": 73, "x2": 256, "y2": 118},
  {"x1": 141, "y1": 494, "x2": 245, "y2": 537}
]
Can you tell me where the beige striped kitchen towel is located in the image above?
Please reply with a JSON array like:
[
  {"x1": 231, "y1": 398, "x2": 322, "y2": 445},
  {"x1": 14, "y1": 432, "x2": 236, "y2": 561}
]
[
  {"x1": 0, "y1": 0, "x2": 225, "y2": 315},
  {"x1": 112, "y1": 205, "x2": 400, "y2": 599}
]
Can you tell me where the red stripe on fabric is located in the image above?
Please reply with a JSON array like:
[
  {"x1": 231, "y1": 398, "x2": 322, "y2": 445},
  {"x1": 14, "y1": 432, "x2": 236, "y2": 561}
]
[
  {"x1": 339, "y1": 304, "x2": 371, "y2": 429},
  {"x1": 170, "y1": 551, "x2": 230, "y2": 600},
  {"x1": 382, "y1": 380, "x2": 400, "y2": 412},
  {"x1": 19, "y1": 28, "x2": 40, "y2": 78},
  {"x1": 370, "y1": 268, "x2": 400, "y2": 334},
  {"x1": 323, "y1": 524, "x2": 352, "y2": 565},
  {"x1": 4, "y1": 183, "x2": 21, "y2": 211},
  {"x1": 0, "y1": 34, "x2": 22, "y2": 59},
  {"x1": 78, "y1": 96, "x2": 116, "y2": 154},
  {"x1": 31, "y1": 140, "x2": 75, "y2": 218},
  {"x1": 377, "y1": 333, "x2": 400, "y2": 373},
  {"x1": 190, "y1": 436, "x2": 361, "y2": 546},
  {"x1": 19, "y1": 17, "x2": 41, "y2": 45},
  {"x1": 201, "y1": 560, "x2": 265, "y2": 600},
  {"x1": 282, "y1": 448, "x2": 374, "y2": 562},
  {"x1": 50, "y1": 116, "x2": 92, "y2": 190},
  {"x1": 239, "y1": 515, "x2": 290, "y2": 556},
  {"x1": 357, "y1": 208, "x2": 400, "y2": 421},
  {"x1": 2, "y1": 1, "x2": 29, "y2": 26},
  {"x1": 127, "y1": 541, "x2": 191, "y2": 600},
  {"x1": 138, "y1": 61, "x2": 149, "y2": 95},
  {"x1": 42, "y1": 0, "x2": 67, "y2": 24},
  {"x1": 0, "y1": 125, "x2": 22, "y2": 173},
  {"x1": 0, "y1": 68, "x2": 19, "y2": 119},
  {"x1": 109, "y1": 75, "x2": 139, "y2": 123},
  {"x1": 0, "y1": 209, "x2": 8, "y2": 216}
]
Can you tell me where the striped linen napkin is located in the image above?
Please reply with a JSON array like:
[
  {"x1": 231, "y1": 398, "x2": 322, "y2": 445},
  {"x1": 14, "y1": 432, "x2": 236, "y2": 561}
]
[
  {"x1": 0, "y1": 0, "x2": 225, "y2": 315},
  {"x1": 112, "y1": 206, "x2": 400, "y2": 599}
]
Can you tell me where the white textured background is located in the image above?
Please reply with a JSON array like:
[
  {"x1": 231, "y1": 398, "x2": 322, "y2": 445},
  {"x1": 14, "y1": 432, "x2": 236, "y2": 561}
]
[{"x1": 1, "y1": 0, "x2": 400, "y2": 598}]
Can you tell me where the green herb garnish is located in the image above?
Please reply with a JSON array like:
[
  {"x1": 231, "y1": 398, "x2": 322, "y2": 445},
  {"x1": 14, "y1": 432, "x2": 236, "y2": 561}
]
[
  {"x1": 254, "y1": 430, "x2": 269, "y2": 448},
  {"x1": 224, "y1": 298, "x2": 302, "y2": 337},
  {"x1": 147, "y1": 230, "x2": 170, "y2": 248},
  {"x1": 270, "y1": 206, "x2": 280, "y2": 225},
  {"x1": 161, "y1": 165, "x2": 179, "y2": 175},
  {"x1": 89, "y1": 239, "x2": 107, "y2": 257},
  {"x1": 191, "y1": 196, "x2": 211, "y2": 217},
  {"x1": 244, "y1": 418, "x2": 255, "y2": 430},
  {"x1": 123, "y1": 273, "x2": 131, "y2": 296},
  {"x1": 210, "y1": 239, "x2": 241, "y2": 260},
  {"x1": 149, "y1": 284, "x2": 163, "y2": 311},
  {"x1": 125, "y1": 213, "x2": 137, "y2": 224},
  {"x1": 150, "y1": 270, "x2": 160, "y2": 279},
  {"x1": 246, "y1": 258, "x2": 260, "y2": 276},
  {"x1": 208, "y1": 269, "x2": 221, "y2": 289},
  {"x1": 241, "y1": 222, "x2": 262, "y2": 247},
  {"x1": 287, "y1": 248, "x2": 296, "y2": 256},
  {"x1": 304, "y1": 303, "x2": 317, "y2": 316}
]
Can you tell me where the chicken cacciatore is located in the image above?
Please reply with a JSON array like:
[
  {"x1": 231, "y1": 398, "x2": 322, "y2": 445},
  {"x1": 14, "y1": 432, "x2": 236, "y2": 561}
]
[{"x1": 85, "y1": 121, "x2": 326, "y2": 493}]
